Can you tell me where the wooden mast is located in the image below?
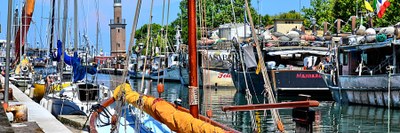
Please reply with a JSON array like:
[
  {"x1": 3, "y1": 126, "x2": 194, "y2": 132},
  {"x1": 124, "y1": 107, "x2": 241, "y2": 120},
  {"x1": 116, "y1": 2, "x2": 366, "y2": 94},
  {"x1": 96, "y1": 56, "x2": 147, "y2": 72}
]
[{"x1": 188, "y1": 0, "x2": 199, "y2": 118}]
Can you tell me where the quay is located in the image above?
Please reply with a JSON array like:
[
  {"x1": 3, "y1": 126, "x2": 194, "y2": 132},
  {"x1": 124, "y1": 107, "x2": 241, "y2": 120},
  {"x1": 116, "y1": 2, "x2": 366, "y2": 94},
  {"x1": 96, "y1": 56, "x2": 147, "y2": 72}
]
[
  {"x1": 0, "y1": 75, "x2": 72, "y2": 133},
  {"x1": 98, "y1": 68, "x2": 126, "y2": 75}
]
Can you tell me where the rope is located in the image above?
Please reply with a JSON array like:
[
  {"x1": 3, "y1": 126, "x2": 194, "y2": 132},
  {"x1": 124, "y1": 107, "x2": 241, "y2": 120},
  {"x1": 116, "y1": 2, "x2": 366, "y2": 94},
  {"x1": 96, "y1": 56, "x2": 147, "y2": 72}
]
[
  {"x1": 230, "y1": 0, "x2": 257, "y2": 130},
  {"x1": 244, "y1": 0, "x2": 284, "y2": 132},
  {"x1": 140, "y1": 0, "x2": 155, "y2": 94}
]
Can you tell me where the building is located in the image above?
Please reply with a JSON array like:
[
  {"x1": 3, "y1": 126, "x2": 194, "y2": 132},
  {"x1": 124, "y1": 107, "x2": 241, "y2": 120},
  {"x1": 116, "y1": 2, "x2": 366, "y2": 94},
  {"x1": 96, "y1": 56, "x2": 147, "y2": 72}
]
[
  {"x1": 273, "y1": 19, "x2": 303, "y2": 34},
  {"x1": 109, "y1": 0, "x2": 126, "y2": 58},
  {"x1": 218, "y1": 23, "x2": 252, "y2": 42}
]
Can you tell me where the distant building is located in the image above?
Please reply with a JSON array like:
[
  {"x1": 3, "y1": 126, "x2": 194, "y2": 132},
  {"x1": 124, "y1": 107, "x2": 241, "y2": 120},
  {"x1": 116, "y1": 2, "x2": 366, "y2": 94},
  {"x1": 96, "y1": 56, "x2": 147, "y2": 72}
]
[
  {"x1": 273, "y1": 19, "x2": 303, "y2": 34},
  {"x1": 109, "y1": 0, "x2": 126, "y2": 58},
  {"x1": 218, "y1": 23, "x2": 252, "y2": 41}
]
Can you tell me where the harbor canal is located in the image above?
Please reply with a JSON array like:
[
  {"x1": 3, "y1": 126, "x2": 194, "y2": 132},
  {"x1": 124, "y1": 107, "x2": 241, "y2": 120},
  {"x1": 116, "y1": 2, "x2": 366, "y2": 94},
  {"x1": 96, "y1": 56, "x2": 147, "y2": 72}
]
[{"x1": 96, "y1": 73, "x2": 400, "y2": 133}]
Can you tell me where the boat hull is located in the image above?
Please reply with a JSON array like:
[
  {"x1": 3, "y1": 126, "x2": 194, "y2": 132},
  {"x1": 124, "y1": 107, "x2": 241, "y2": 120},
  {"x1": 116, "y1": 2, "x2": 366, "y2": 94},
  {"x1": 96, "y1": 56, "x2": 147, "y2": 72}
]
[
  {"x1": 202, "y1": 69, "x2": 234, "y2": 87},
  {"x1": 272, "y1": 70, "x2": 331, "y2": 100},
  {"x1": 32, "y1": 83, "x2": 45, "y2": 101},
  {"x1": 230, "y1": 69, "x2": 265, "y2": 94},
  {"x1": 322, "y1": 73, "x2": 400, "y2": 107},
  {"x1": 150, "y1": 66, "x2": 182, "y2": 82}
]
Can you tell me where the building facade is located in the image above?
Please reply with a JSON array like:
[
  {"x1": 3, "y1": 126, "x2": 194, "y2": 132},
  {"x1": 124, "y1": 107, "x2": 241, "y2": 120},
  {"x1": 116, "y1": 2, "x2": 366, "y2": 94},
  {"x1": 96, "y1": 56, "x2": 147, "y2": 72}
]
[{"x1": 274, "y1": 19, "x2": 303, "y2": 34}]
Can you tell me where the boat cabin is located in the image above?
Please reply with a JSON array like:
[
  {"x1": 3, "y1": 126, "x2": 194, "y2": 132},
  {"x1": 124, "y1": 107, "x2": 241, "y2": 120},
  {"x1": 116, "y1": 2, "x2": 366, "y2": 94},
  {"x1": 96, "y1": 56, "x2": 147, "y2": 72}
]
[
  {"x1": 337, "y1": 39, "x2": 399, "y2": 76},
  {"x1": 77, "y1": 83, "x2": 100, "y2": 102}
]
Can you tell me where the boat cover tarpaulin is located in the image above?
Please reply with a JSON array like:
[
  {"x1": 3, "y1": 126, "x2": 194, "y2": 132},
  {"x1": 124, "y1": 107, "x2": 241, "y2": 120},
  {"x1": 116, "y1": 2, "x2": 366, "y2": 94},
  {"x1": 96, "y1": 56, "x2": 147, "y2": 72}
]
[
  {"x1": 56, "y1": 40, "x2": 97, "y2": 82},
  {"x1": 242, "y1": 45, "x2": 257, "y2": 69},
  {"x1": 113, "y1": 83, "x2": 226, "y2": 133},
  {"x1": 14, "y1": 0, "x2": 35, "y2": 66},
  {"x1": 55, "y1": 40, "x2": 74, "y2": 65}
]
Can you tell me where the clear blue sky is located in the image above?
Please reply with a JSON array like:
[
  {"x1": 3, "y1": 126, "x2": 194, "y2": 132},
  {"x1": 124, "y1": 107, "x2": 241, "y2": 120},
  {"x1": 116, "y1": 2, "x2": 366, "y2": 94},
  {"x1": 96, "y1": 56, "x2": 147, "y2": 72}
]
[{"x1": 0, "y1": 0, "x2": 310, "y2": 55}]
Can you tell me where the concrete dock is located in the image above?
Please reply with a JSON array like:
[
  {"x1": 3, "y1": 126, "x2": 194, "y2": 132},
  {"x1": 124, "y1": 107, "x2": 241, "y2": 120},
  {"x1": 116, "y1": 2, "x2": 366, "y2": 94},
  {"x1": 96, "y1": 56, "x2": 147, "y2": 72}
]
[
  {"x1": 98, "y1": 68, "x2": 126, "y2": 75},
  {"x1": 1, "y1": 75, "x2": 72, "y2": 133}
]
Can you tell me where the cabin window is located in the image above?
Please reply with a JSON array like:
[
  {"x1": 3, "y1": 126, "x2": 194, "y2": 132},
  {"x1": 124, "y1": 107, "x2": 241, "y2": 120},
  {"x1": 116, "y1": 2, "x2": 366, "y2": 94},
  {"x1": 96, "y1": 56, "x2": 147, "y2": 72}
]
[
  {"x1": 361, "y1": 53, "x2": 368, "y2": 64},
  {"x1": 340, "y1": 53, "x2": 348, "y2": 65}
]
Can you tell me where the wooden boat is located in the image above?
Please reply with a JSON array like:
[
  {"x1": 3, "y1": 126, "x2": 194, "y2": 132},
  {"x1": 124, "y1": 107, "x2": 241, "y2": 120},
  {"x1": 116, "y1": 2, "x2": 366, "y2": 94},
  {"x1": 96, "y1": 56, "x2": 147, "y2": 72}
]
[
  {"x1": 320, "y1": 35, "x2": 400, "y2": 107},
  {"x1": 230, "y1": 41, "x2": 330, "y2": 97}
]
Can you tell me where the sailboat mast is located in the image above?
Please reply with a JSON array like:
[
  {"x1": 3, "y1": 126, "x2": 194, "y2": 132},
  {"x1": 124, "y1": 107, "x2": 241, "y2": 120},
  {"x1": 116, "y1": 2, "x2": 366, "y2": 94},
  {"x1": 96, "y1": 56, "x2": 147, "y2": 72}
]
[
  {"x1": 60, "y1": 0, "x2": 68, "y2": 82},
  {"x1": 49, "y1": 0, "x2": 55, "y2": 56},
  {"x1": 4, "y1": 0, "x2": 13, "y2": 104},
  {"x1": 187, "y1": 0, "x2": 199, "y2": 118},
  {"x1": 95, "y1": 0, "x2": 99, "y2": 55},
  {"x1": 74, "y1": 0, "x2": 77, "y2": 52}
]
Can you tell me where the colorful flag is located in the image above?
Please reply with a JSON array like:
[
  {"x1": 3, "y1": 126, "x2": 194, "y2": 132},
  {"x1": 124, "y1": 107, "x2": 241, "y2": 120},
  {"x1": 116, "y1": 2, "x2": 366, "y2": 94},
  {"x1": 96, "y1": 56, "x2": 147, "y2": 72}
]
[
  {"x1": 255, "y1": 60, "x2": 261, "y2": 74},
  {"x1": 374, "y1": 0, "x2": 391, "y2": 18},
  {"x1": 364, "y1": 0, "x2": 374, "y2": 12}
]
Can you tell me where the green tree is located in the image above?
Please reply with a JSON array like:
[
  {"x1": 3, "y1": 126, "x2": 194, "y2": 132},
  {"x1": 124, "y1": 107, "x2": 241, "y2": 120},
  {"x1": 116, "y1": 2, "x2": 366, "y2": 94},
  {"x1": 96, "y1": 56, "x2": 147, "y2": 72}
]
[
  {"x1": 302, "y1": 0, "x2": 335, "y2": 29},
  {"x1": 302, "y1": 0, "x2": 400, "y2": 32}
]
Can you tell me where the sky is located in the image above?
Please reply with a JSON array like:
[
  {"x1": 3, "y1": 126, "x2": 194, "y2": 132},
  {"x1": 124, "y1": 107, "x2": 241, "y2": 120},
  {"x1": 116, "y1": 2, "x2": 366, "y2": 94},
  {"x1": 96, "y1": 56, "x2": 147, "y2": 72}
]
[{"x1": 0, "y1": 0, "x2": 310, "y2": 56}]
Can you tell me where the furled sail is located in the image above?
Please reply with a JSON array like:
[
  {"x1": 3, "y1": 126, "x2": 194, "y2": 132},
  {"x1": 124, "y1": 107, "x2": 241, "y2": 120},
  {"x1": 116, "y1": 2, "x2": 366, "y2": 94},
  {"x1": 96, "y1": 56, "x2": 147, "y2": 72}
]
[
  {"x1": 55, "y1": 40, "x2": 97, "y2": 82},
  {"x1": 113, "y1": 83, "x2": 227, "y2": 133}
]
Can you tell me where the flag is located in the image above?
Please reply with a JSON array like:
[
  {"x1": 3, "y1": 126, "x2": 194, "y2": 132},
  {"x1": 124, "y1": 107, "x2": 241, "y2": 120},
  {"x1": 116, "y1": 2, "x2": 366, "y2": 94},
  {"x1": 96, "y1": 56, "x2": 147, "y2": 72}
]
[
  {"x1": 364, "y1": 0, "x2": 374, "y2": 12},
  {"x1": 255, "y1": 60, "x2": 261, "y2": 74},
  {"x1": 374, "y1": 0, "x2": 391, "y2": 18}
]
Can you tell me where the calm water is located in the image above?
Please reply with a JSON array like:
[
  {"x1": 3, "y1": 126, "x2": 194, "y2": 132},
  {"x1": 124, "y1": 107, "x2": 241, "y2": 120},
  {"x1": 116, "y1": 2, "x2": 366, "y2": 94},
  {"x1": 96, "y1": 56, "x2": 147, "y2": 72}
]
[{"x1": 95, "y1": 74, "x2": 400, "y2": 133}]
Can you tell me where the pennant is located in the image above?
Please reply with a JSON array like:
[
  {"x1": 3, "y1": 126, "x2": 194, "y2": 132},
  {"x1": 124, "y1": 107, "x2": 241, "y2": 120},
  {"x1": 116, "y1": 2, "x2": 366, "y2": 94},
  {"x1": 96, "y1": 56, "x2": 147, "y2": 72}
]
[{"x1": 364, "y1": 0, "x2": 374, "y2": 12}]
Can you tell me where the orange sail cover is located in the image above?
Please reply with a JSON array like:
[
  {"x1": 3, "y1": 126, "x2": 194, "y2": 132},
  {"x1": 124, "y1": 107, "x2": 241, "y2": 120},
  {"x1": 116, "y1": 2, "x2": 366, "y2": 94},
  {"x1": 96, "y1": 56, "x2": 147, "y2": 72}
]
[
  {"x1": 14, "y1": 0, "x2": 35, "y2": 65},
  {"x1": 113, "y1": 83, "x2": 228, "y2": 133}
]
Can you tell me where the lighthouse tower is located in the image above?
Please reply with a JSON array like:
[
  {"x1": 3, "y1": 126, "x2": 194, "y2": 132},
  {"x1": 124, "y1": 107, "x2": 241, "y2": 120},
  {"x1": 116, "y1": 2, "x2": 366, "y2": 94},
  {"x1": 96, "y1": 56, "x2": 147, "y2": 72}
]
[{"x1": 109, "y1": 0, "x2": 126, "y2": 57}]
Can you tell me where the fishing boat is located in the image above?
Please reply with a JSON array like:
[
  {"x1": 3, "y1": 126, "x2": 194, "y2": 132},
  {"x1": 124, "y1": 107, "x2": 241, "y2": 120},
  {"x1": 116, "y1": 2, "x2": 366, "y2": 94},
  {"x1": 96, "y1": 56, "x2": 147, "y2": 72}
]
[
  {"x1": 199, "y1": 49, "x2": 234, "y2": 87},
  {"x1": 150, "y1": 54, "x2": 184, "y2": 82},
  {"x1": 320, "y1": 28, "x2": 400, "y2": 107},
  {"x1": 229, "y1": 21, "x2": 332, "y2": 99}
]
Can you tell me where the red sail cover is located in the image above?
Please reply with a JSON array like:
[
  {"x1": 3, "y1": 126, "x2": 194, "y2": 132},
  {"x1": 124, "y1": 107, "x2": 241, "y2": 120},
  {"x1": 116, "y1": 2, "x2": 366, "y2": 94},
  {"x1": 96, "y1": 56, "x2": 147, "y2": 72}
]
[{"x1": 14, "y1": 0, "x2": 36, "y2": 65}]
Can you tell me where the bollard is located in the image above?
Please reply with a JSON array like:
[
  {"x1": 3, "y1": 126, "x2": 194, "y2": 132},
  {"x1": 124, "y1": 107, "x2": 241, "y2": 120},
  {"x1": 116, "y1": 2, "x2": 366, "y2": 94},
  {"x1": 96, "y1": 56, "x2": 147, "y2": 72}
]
[
  {"x1": 293, "y1": 107, "x2": 315, "y2": 133},
  {"x1": 293, "y1": 94, "x2": 315, "y2": 133}
]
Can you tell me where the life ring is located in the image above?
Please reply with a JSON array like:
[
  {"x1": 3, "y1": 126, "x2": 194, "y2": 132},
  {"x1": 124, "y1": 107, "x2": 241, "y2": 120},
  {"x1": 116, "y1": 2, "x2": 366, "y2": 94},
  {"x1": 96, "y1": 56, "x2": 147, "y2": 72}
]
[{"x1": 21, "y1": 66, "x2": 29, "y2": 73}]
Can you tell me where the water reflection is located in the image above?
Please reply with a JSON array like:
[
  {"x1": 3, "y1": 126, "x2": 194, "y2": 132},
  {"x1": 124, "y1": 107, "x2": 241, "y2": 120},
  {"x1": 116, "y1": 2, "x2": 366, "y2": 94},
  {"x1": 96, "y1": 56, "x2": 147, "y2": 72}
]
[{"x1": 95, "y1": 74, "x2": 400, "y2": 132}]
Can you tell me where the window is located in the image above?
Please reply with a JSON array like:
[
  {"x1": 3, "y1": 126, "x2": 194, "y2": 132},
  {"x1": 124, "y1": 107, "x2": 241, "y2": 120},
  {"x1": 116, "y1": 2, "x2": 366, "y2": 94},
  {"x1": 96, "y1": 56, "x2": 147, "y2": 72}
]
[
  {"x1": 361, "y1": 53, "x2": 368, "y2": 64},
  {"x1": 117, "y1": 43, "x2": 120, "y2": 47},
  {"x1": 340, "y1": 53, "x2": 348, "y2": 65},
  {"x1": 117, "y1": 17, "x2": 120, "y2": 23},
  {"x1": 118, "y1": 29, "x2": 120, "y2": 33}
]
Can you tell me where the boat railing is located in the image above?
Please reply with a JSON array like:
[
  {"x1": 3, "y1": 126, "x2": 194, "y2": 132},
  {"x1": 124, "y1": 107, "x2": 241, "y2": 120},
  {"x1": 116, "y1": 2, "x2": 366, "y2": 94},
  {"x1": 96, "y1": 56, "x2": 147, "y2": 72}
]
[
  {"x1": 264, "y1": 40, "x2": 330, "y2": 48},
  {"x1": 370, "y1": 54, "x2": 394, "y2": 74}
]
